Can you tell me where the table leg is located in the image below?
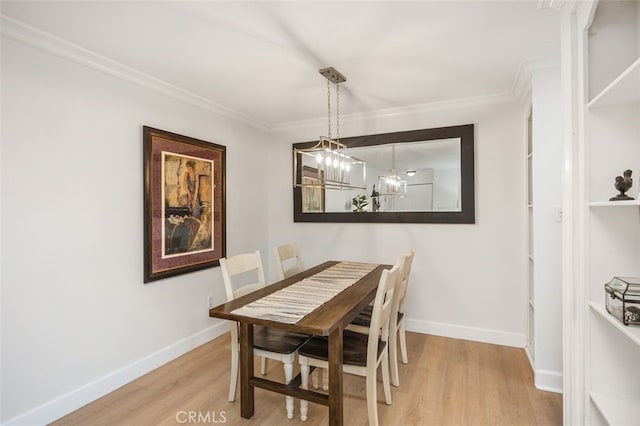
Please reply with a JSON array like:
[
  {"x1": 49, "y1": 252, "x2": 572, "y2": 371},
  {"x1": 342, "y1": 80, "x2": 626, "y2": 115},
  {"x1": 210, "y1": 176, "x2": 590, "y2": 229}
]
[
  {"x1": 240, "y1": 322, "x2": 254, "y2": 419},
  {"x1": 328, "y1": 326, "x2": 344, "y2": 426}
]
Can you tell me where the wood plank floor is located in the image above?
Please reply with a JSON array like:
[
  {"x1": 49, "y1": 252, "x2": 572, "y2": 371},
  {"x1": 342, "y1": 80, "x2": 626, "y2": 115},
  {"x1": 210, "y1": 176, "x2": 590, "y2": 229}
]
[{"x1": 52, "y1": 332, "x2": 562, "y2": 425}]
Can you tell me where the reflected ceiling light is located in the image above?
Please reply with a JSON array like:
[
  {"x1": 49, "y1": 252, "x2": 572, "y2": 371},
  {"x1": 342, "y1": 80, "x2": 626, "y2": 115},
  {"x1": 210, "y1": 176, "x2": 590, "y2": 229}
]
[
  {"x1": 293, "y1": 67, "x2": 366, "y2": 190},
  {"x1": 406, "y1": 170, "x2": 416, "y2": 177},
  {"x1": 378, "y1": 145, "x2": 407, "y2": 196}
]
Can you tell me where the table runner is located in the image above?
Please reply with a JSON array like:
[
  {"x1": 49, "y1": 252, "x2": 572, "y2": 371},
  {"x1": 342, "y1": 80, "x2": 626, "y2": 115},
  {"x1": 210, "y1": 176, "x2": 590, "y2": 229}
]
[{"x1": 231, "y1": 261, "x2": 378, "y2": 324}]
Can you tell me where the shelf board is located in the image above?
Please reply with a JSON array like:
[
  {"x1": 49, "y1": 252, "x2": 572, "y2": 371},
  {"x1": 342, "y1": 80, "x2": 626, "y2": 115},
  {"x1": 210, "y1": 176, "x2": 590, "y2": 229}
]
[
  {"x1": 588, "y1": 200, "x2": 640, "y2": 207},
  {"x1": 590, "y1": 392, "x2": 640, "y2": 425},
  {"x1": 588, "y1": 57, "x2": 640, "y2": 108},
  {"x1": 590, "y1": 302, "x2": 640, "y2": 347}
]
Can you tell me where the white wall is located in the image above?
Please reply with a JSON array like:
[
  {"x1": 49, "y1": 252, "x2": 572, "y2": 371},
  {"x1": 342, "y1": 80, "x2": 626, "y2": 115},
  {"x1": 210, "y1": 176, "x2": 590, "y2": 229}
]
[
  {"x1": 0, "y1": 37, "x2": 271, "y2": 424},
  {"x1": 268, "y1": 100, "x2": 528, "y2": 347},
  {"x1": 1, "y1": 22, "x2": 535, "y2": 426},
  {"x1": 531, "y1": 65, "x2": 563, "y2": 391}
]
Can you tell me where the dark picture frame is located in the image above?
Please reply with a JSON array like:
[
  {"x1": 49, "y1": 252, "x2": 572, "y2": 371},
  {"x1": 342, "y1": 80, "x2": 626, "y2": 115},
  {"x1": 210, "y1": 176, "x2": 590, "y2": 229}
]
[
  {"x1": 143, "y1": 126, "x2": 226, "y2": 283},
  {"x1": 293, "y1": 124, "x2": 475, "y2": 224}
]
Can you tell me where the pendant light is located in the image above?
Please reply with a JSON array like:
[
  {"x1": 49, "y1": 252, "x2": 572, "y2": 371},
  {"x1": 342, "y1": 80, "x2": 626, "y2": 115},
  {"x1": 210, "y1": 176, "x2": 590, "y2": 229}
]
[{"x1": 293, "y1": 67, "x2": 366, "y2": 191}]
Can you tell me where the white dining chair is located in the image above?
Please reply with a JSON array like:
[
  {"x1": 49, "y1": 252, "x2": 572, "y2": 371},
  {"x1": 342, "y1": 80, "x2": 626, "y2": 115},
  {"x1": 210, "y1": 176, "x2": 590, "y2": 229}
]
[
  {"x1": 347, "y1": 248, "x2": 415, "y2": 387},
  {"x1": 298, "y1": 259, "x2": 402, "y2": 426},
  {"x1": 273, "y1": 242, "x2": 326, "y2": 389},
  {"x1": 220, "y1": 250, "x2": 310, "y2": 419},
  {"x1": 274, "y1": 242, "x2": 304, "y2": 280},
  {"x1": 387, "y1": 248, "x2": 414, "y2": 386}
]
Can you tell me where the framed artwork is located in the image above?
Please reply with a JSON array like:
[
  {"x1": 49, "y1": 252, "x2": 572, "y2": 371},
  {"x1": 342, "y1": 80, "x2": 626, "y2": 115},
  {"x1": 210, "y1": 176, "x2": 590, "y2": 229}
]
[
  {"x1": 143, "y1": 126, "x2": 226, "y2": 283},
  {"x1": 301, "y1": 166, "x2": 325, "y2": 212}
]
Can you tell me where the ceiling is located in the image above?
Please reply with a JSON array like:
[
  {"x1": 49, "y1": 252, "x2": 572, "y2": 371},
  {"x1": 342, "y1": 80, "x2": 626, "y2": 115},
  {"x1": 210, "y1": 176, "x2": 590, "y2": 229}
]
[{"x1": 1, "y1": 1, "x2": 561, "y2": 129}]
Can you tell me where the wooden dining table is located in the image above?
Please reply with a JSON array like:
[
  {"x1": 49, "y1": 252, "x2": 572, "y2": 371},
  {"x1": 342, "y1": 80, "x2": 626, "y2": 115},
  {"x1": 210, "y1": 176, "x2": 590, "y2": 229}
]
[{"x1": 208, "y1": 260, "x2": 390, "y2": 426}]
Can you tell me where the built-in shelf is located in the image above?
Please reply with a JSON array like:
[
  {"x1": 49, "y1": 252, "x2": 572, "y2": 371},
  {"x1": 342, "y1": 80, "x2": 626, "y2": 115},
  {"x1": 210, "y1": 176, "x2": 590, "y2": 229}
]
[
  {"x1": 589, "y1": 302, "x2": 640, "y2": 347},
  {"x1": 588, "y1": 200, "x2": 640, "y2": 207},
  {"x1": 588, "y1": 57, "x2": 640, "y2": 108},
  {"x1": 590, "y1": 392, "x2": 640, "y2": 425},
  {"x1": 526, "y1": 104, "x2": 534, "y2": 371},
  {"x1": 578, "y1": 2, "x2": 640, "y2": 423}
]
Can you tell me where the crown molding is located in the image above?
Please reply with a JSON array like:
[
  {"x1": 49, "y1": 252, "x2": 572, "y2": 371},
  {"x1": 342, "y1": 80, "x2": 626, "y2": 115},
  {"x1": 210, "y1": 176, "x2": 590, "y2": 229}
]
[
  {"x1": 0, "y1": 15, "x2": 269, "y2": 131},
  {"x1": 537, "y1": 0, "x2": 566, "y2": 11},
  {"x1": 271, "y1": 91, "x2": 517, "y2": 133},
  {"x1": 1, "y1": 14, "x2": 560, "y2": 135},
  {"x1": 511, "y1": 59, "x2": 561, "y2": 106},
  {"x1": 512, "y1": 61, "x2": 534, "y2": 106},
  {"x1": 538, "y1": 0, "x2": 584, "y2": 14}
]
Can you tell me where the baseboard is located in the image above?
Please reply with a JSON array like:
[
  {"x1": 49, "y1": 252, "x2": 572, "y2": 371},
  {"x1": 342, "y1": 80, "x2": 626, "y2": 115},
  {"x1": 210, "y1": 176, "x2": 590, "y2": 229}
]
[
  {"x1": 524, "y1": 345, "x2": 535, "y2": 369},
  {"x1": 524, "y1": 347, "x2": 563, "y2": 394},
  {"x1": 534, "y1": 369, "x2": 563, "y2": 394},
  {"x1": 405, "y1": 318, "x2": 527, "y2": 348},
  {"x1": 2, "y1": 322, "x2": 229, "y2": 426}
]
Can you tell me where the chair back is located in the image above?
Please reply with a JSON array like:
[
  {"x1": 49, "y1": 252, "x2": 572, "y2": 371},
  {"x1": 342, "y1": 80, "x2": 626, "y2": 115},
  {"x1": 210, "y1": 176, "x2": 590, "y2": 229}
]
[
  {"x1": 367, "y1": 260, "x2": 402, "y2": 366},
  {"x1": 219, "y1": 250, "x2": 266, "y2": 302},
  {"x1": 395, "y1": 248, "x2": 415, "y2": 316},
  {"x1": 274, "y1": 242, "x2": 304, "y2": 280}
]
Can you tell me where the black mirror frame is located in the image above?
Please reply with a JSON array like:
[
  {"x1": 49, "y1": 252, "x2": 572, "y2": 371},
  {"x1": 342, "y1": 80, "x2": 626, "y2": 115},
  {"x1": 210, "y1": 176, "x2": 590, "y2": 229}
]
[{"x1": 293, "y1": 124, "x2": 475, "y2": 224}]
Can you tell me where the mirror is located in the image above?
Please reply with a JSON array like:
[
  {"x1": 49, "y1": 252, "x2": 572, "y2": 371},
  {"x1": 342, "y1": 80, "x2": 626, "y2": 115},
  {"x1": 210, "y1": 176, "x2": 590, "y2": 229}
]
[{"x1": 293, "y1": 124, "x2": 475, "y2": 223}]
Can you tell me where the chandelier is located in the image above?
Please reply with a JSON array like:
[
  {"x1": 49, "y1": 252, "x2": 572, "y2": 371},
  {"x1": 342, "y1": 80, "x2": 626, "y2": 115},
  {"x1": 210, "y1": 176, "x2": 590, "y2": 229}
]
[
  {"x1": 293, "y1": 67, "x2": 366, "y2": 191},
  {"x1": 377, "y1": 144, "x2": 407, "y2": 196}
]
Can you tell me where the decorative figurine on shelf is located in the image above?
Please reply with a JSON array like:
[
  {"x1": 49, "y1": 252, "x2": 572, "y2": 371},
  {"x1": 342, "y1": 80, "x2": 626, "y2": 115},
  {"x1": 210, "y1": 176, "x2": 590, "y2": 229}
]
[
  {"x1": 610, "y1": 169, "x2": 635, "y2": 201},
  {"x1": 371, "y1": 185, "x2": 380, "y2": 212},
  {"x1": 351, "y1": 195, "x2": 369, "y2": 212},
  {"x1": 624, "y1": 306, "x2": 640, "y2": 324}
]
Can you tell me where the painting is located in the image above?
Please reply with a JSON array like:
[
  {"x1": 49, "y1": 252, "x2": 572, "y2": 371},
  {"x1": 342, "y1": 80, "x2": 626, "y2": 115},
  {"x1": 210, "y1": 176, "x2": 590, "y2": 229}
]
[
  {"x1": 302, "y1": 166, "x2": 325, "y2": 212},
  {"x1": 143, "y1": 126, "x2": 226, "y2": 283}
]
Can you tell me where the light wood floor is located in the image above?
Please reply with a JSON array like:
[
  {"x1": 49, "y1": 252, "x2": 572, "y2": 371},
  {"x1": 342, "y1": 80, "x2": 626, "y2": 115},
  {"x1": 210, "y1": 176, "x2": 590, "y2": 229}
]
[{"x1": 52, "y1": 332, "x2": 562, "y2": 425}]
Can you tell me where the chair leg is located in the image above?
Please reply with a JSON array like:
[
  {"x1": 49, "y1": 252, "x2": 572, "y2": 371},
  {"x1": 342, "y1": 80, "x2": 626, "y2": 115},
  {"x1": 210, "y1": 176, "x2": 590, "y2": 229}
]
[
  {"x1": 381, "y1": 352, "x2": 392, "y2": 405},
  {"x1": 310, "y1": 367, "x2": 329, "y2": 390},
  {"x1": 366, "y1": 366, "x2": 379, "y2": 426},
  {"x1": 399, "y1": 320, "x2": 408, "y2": 364},
  {"x1": 283, "y1": 361, "x2": 294, "y2": 419},
  {"x1": 390, "y1": 325, "x2": 400, "y2": 387},
  {"x1": 261, "y1": 357, "x2": 268, "y2": 375},
  {"x1": 300, "y1": 361, "x2": 309, "y2": 421},
  {"x1": 229, "y1": 346, "x2": 239, "y2": 402},
  {"x1": 322, "y1": 367, "x2": 328, "y2": 390}
]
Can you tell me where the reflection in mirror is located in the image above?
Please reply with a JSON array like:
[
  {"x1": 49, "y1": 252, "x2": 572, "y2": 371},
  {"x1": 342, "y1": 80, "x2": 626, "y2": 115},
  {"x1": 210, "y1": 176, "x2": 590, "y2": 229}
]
[
  {"x1": 301, "y1": 166, "x2": 325, "y2": 212},
  {"x1": 293, "y1": 124, "x2": 475, "y2": 224},
  {"x1": 320, "y1": 138, "x2": 462, "y2": 213}
]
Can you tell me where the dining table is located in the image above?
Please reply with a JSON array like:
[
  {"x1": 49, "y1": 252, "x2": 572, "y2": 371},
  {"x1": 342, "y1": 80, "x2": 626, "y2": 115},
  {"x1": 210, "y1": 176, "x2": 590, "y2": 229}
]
[{"x1": 208, "y1": 260, "x2": 390, "y2": 426}]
